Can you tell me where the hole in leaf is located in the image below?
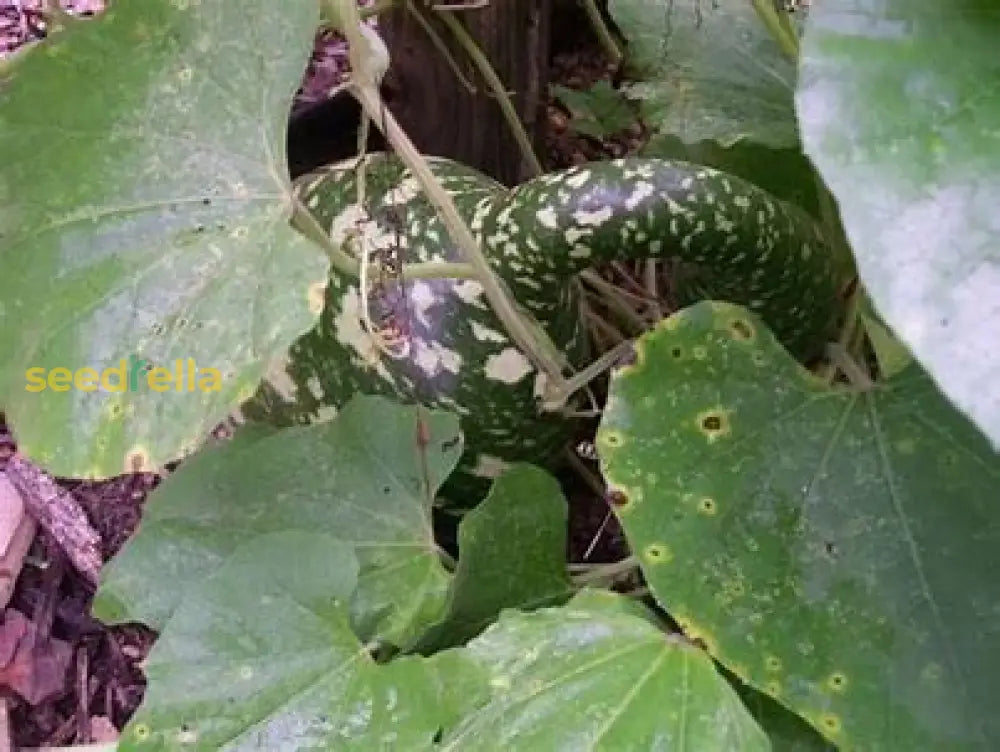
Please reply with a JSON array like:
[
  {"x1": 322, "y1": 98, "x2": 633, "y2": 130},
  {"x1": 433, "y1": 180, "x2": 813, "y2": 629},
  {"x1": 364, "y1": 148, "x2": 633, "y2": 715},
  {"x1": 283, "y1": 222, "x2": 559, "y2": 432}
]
[{"x1": 697, "y1": 496, "x2": 717, "y2": 516}]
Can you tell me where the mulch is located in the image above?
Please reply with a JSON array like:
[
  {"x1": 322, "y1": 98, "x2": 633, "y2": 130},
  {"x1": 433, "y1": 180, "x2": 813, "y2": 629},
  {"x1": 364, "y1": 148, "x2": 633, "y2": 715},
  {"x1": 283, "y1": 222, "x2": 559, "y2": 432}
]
[{"x1": 2, "y1": 2, "x2": 643, "y2": 744}]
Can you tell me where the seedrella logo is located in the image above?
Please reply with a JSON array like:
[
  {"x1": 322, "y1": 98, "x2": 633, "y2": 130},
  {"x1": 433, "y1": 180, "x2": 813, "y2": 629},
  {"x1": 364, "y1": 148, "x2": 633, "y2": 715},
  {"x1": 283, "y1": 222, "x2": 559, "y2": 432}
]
[{"x1": 25, "y1": 355, "x2": 223, "y2": 393}]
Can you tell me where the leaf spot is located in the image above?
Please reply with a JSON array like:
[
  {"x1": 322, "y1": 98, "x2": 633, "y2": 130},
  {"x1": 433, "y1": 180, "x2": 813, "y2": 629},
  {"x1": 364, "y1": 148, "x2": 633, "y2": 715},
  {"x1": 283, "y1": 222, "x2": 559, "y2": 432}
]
[
  {"x1": 819, "y1": 713, "x2": 841, "y2": 735},
  {"x1": 696, "y1": 408, "x2": 731, "y2": 442},
  {"x1": 697, "y1": 496, "x2": 717, "y2": 516},
  {"x1": 727, "y1": 317, "x2": 756, "y2": 341},
  {"x1": 125, "y1": 447, "x2": 151, "y2": 474},
  {"x1": 826, "y1": 671, "x2": 848, "y2": 693},
  {"x1": 606, "y1": 488, "x2": 629, "y2": 508},
  {"x1": 599, "y1": 430, "x2": 624, "y2": 449},
  {"x1": 642, "y1": 542, "x2": 672, "y2": 564}
]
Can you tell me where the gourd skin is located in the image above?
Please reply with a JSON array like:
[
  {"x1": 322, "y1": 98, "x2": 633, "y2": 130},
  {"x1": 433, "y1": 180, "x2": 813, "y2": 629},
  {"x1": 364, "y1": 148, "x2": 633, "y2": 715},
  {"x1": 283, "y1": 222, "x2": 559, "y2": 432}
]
[{"x1": 242, "y1": 153, "x2": 848, "y2": 495}]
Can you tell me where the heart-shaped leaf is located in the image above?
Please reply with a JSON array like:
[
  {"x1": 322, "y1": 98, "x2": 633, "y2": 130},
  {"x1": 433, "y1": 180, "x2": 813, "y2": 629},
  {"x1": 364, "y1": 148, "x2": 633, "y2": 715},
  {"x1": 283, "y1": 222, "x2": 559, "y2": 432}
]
[
  {"x1": 598, "y1": 301, "x2": 1000, "y2": 750},
  {"x1": 0, "y1": 0, "x2": 327, "y2": 477},
  {"x1": 117, "y1": 531, "x2": 475, "y2": 751},
  {"x1": 610, "y1": 0, "x2": 798, "y2": 149},
  {"x1": 94, "y1": 395, "x2": 462, "y2": 647},
  {"x1": 796, "y1": 0, "x2": 1000, "y2": 450},
  {"x1": 441, "y1": 589, "x2": 770, "y2": 750}
]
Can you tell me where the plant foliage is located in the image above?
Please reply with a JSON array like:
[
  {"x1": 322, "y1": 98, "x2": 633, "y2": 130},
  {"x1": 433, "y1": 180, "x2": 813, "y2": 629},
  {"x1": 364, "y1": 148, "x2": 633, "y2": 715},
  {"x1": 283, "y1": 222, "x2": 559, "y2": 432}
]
[{"x1": 1, "y1": 0, "x2": 997, "y2": 749}]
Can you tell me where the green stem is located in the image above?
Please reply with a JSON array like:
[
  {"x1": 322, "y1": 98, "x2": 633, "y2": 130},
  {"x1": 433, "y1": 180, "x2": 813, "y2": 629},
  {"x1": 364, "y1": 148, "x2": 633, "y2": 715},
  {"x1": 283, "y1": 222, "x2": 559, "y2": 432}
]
[
  {"x1": 580, "y1": 270, "x2": 654, "y2": 333},
  {"x1": 542, "y1": 340, "x2": 634, "y2": 413},
  {"x1": 404, "y1": 0, "x2": 479, "y2": 94},
  {"x1": 750, "y1": 0, "x2": 799, "y2": 61},
  {"x1": 826, "y1": 342, "x2": 874, "y2": 390},
  {"x1": 291, "y1": 191, "x2": 478, "y2": 281},
  {"x1": 435, "y1": 8, "x2": 545, "y2": 177},
  {"x1": 570, "y1": 555, "x2": 639, "y2": 586},
  {"x1": 580, "y1": 0, "x2": 623, "y2": 66},
  {"x1": 334, "y1": 0, "x2": 570, "y2": 392}
]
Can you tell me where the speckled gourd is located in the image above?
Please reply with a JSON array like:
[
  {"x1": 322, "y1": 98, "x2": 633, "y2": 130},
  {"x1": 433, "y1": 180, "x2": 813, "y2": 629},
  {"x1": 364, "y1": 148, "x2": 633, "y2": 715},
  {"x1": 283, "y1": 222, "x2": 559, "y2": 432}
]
[{"x1": 241, "y1": 153, "x2": 849, "y2": 494}]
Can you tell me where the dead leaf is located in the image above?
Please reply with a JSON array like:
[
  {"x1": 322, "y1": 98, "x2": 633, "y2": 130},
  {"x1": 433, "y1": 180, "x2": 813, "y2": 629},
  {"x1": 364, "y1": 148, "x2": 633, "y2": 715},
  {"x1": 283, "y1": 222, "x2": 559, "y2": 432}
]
[{"x1": 0, "y1": 610, "x2": 72, "y2": 705}]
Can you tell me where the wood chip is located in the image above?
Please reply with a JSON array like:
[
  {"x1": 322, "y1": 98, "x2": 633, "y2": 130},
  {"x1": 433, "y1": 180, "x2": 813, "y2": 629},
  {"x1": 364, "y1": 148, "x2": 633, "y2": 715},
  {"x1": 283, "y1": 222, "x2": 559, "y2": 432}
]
[
  {"x1": 0, "y1": 473, "x2": 37, "y2": 610},
  {"x1": 4, "y1": 455, "x2": 101, "y2": 585}
]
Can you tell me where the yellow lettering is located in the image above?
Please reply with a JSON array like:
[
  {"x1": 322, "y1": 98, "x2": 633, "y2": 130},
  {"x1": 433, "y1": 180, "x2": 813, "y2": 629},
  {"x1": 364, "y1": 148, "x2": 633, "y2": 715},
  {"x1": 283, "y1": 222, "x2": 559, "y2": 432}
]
[
  {"x1": 186, "y1": 358, "x2": 196, "y2": 391},
  {"x1": 101, "y1": 360, "x2": 127, "y2": 392},
  {"x1": 25, "y1": 367, "x2": 47, "y2": 392},
  {"x1": 147, "y1": 367, "x2": 172, "y2": 392},
  {"x1": 198, "y1": 368, "x2": 222, "y2": 392},
  {"x1": 75, "y1": 367, "x2": 99, "y2": 392},
  {"x1": 48, "y1": 367, "x2": 72, "y2": 392}
]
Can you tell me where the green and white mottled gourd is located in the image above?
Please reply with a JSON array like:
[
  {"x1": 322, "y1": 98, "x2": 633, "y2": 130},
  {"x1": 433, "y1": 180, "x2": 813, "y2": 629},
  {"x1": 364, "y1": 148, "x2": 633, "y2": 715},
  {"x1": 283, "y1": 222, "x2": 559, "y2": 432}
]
[{"x1": 243, "y1": 153, "x2": 848, "y2": 495}]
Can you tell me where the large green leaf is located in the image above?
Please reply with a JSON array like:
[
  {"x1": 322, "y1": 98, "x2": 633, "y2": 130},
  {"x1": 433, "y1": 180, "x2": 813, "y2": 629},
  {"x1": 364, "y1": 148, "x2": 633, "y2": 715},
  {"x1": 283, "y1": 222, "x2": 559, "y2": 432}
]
[
  {"x1": 796, "y1": 0, "x2": 1000, "y2": 450},
  {"x1": 94, "y1": 395, "x2": 462, "y2": 647},
  {"x1": 122, "y1": 548, "x2": 765, "y2": 750},
  {"x1": 0, "y1": 0, "x2": 326, "y2": 477},
  {"x1": 610, "y1": 0, "x2": 821, "y2": 216},
  {"x1": 117, "y1": 532, "x2": 481, "y2": 751},
  {"x1": 441, "y1": 589, "x2": 770, "y2": 751},
  {"x1": 610, "y1": 0, "x2": 798, "y2": 149},
  {"x1": 597, "y1": 301, "x2": 1000, "y2": 750},
  {"x1": 416, "y1": 463, "x2": 573, "y2": 651}
]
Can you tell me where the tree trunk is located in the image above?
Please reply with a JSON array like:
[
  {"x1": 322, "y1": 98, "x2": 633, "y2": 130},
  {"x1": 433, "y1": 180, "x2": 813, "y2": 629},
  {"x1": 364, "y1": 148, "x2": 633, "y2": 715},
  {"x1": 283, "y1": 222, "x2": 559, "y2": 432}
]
[{"x1": 381, "y1": 0, "x2": 551, "y2": 186}]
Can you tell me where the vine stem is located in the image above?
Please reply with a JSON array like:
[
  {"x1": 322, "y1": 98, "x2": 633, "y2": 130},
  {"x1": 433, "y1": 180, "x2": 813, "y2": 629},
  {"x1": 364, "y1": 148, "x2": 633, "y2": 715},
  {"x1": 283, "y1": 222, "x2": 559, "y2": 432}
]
[
  {"x1": 403, "y1": 0, "x2": 479, "y2": 94},
  {"x1": 570, "y1": 555, "x2": 639, "y2": 586},
  {"x1": 750, "y1": 0, "x2": 799, "y2": 61},
  {"x1": 580, "y1": 0, "x2": 623, "y2": 66},
  {"x1": 434, "y1": 6, "x2": 544, "y2": 176},
  {"x1": 290, "y1": 194, "x2": 478, "y2": 281},
  {"x1": 330, "y1": 0, "x2": 571, "y2": 393}
]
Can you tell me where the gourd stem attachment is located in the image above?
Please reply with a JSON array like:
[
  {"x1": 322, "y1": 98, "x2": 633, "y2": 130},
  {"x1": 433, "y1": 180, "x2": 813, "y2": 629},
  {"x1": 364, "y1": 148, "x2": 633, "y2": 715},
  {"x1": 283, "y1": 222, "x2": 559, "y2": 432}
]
[
  {"x1": 434, "y1": 6, "x2": 545, "y2": 177},
  {"x1": 333, "y1": 0, "x2": 571, "y2": 393}
]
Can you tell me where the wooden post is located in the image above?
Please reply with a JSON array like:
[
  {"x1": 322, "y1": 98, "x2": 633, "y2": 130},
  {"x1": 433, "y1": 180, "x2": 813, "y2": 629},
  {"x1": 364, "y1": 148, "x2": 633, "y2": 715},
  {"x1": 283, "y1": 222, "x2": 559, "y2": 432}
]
[{"x1": 381, "y1": 0, "x2": 551, "y2": 186}]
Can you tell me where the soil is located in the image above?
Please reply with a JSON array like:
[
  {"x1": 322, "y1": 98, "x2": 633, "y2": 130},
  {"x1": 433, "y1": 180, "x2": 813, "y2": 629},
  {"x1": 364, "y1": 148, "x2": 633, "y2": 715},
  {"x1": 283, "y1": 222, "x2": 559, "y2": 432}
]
[{"x1": 2, "y1": 3, "x2": 645, "y2": 745}]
